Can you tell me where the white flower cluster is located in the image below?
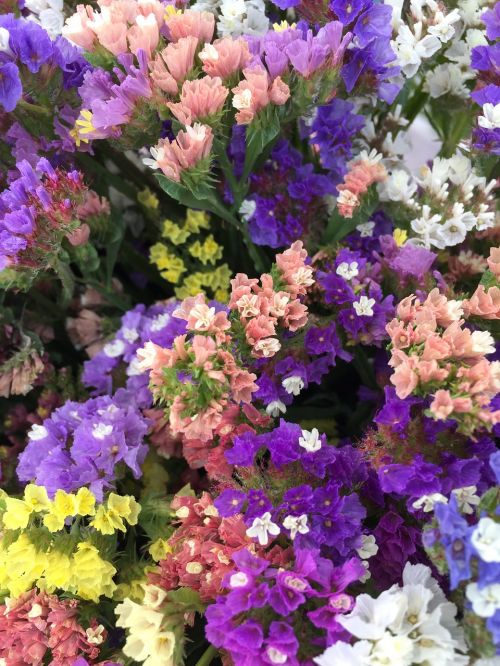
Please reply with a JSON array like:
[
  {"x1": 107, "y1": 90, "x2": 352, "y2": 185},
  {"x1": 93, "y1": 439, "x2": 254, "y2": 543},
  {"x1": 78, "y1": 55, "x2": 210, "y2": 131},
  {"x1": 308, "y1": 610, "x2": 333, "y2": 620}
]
[
  {"x1": 115, "y1": 585, "x2": 176, "y2": 666},
  {"x1": 423, "y1": 0, "x2": 491, "y2": 99},
  {"x1": 466, "y1": 517, "x2": 500, "y2": 622},
  {"x1": 315, "y1": 563, "x2": 469, "y2": 666},
  {"x1": 388, "y1": 0, "x2": 461, "y2": 79},
  {"x1": 379, "y1": 153, "x2": 496, "y2": 249},
  {"x1": 24, "y1": 0, "x2": 65, "y2": 39},
  {"x1": 190, "y1": 0, "x2": 269, "y2": 37}
]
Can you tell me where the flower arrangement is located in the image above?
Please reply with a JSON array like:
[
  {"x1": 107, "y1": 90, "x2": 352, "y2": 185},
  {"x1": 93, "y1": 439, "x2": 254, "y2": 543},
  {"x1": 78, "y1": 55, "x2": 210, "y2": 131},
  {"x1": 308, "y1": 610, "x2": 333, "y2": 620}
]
[{"x1": 0, "y1": 0, "x2": 498, "y2": 664}]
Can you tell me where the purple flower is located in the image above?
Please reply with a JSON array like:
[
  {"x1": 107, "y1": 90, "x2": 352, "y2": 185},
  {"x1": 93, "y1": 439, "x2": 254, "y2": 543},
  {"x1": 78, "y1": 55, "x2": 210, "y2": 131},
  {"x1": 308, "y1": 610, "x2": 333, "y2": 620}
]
[
  {"x1": 263, "y1": 622, "x2": 299, "y2": 666},
  {"x1": 482, "y1": 3, "x2": 500, "y2": 40},
  {"x1": 434, "y1": 498, "x2": 472, "y2": 589},
  {"x1": 215, "y1": 489, "x2": 247, "y2": 517},
  {"x1": 15, "y1": 20, "x2": 53, "y2": 73},
  {"x1": 285, "y1": 35, "x2": 329, "y2": 78},
  {"x1": 330, "y1": 0, "x2": 370, "y2": 24},
  {"x1": 269, "y1": 571, "x2": 310, "y2": 614},
  {"x1": 490, "y1": 451, "x2": 500, "y2": 484},
  {"x1": 0, "y1": 61, "x2": 22, "y2": 112}
]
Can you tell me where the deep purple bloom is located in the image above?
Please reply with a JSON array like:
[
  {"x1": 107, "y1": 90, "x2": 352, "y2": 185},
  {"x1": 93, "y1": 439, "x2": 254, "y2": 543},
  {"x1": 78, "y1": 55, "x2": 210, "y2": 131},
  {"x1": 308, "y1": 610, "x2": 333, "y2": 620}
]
[
  {"x1": 482, "y1": 3, "x2": 500, "y2": 40},
  {"x1": 0, "y1": 61, "x2": 22, "y2": 112},
  {"x1": 215, "y1": 489, "x2": 247, "y2": 517}
]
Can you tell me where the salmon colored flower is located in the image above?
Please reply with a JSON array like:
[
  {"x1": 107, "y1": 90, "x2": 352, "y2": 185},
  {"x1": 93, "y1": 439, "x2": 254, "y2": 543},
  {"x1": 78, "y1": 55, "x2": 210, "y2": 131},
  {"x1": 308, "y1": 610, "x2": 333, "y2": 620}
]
[
  {"x1": 200, "y1": 37, "x2": 251, "y2": 79},
  {"x1": 165, "y1": 9, "x2": 215, "y2": 44},
  {"x1": 145, "y1": 123, "x2": 214, "y2": 182},
  {"x1": 167, "y1": 76, "x2": 229, "y2": 126}
]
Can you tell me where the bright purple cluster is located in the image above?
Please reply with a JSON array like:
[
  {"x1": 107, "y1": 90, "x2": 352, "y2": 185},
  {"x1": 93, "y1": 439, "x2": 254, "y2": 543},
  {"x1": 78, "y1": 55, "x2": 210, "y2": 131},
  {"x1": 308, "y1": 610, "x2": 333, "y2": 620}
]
[
  {"x1": 16, "y1": 393, "x2": 149, "y2": 500},
  {"x1": 245, "y1": 140, "x2": 333, "y2": 248},
  {"x1": 470, "y1": 6, "x2": 500, "y2": 155},
  {"x1": 205, "y1": 548, "x2": 365, "y2": 665},
  {"x1": 83, "y1": 301, "x2": 186, "y2": 406},
  {"x1": 0, "y1": 14, "x2": 88, "y2": 112}
]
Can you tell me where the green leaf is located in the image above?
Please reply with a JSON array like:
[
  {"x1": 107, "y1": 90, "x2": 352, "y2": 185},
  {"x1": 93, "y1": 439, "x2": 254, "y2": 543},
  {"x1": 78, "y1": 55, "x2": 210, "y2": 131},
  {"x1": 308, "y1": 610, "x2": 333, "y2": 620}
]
[
  {"x1": 166, "y1": 587, "x2": 205, "y2": 613},
  {"x1": 106, "y1": 208, "x2": 126, "y2": 287},
  {"x1": 156, "y1": 175, "x2": 214, "y2": 210},
  {"x1": 323, "y1": 186, "x2": 379, "y2": 244},
  {"x1": 480, "y1": 270, "x2": 499, "y2": 290},
  {"x1": 241, "y1": 113, "x2": 281, "y2": 183},
  {"x1": 53, "y1": 259, "x2": 75, "y2": 304}
]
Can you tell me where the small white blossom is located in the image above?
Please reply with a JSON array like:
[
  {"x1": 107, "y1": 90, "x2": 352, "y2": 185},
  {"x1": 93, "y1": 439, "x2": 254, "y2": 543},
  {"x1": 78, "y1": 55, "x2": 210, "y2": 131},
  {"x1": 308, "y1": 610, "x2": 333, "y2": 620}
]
[
  {"x1": 356, "y1": 221, "x2": 375, "y2": 237},
  {"x1": 412, "y1": 493, "x2": 448, "y2": 512},
  {"x1": 336, "y1": 261, "x2": 359, "y2": 280},
  {"x1": 466, "y1": 582, "x2": 500, "y2": 618},
  {"x1": 86, "y1": 625, "x2": 105, "y2": 645},
  {"x1": 246, "y1": 512, "x2": 280, "y2": 546},
  {"x1": 471, "y1": 518, "x2": 500, "y2": 562},
  {"x1": 150, "y1": 313, "x2": 170, "y2": 332},
  {"x1": 478, "y1": 103, "x2": 500, "y2": 130},
  {"x1": 29, "y1": 424, "x2": 49, "y2": 441},
  {"x1": 266, "y1": 400, "x2": 287, "y2": 417},
  {"x1": 103, "y1": 339, "x2": 126, "y2": 358},
  {"x1": 239, "y1": 199, "x2": 256, "y2": 221},
  {"x1": 282, "y1": 376, "x2": 305, "y2": 396},
  {"x1": 353, "y1": 296, "x2": 376, "y2": 317},
  {"x1": 122, "y1": 328, "x2": 139, "y2": 343},
  {"x1": 451, "y1": 486, "x2": 480, "y2": 514},
  {"x1": 356, "y1": 535, "x2": 379, "y2": 559},
  {"x1": 92, "y1": 423, "x2": 113, "y2": 440},
  {"x1": 298, "y1": 428, "x2": 322, "y2": 453},
  {"x1": 229, "y1": 572, "x2": 249, "y2": 588},
  {"x1": 283, "y1": 514, "x2": 309, "y2": 540}
]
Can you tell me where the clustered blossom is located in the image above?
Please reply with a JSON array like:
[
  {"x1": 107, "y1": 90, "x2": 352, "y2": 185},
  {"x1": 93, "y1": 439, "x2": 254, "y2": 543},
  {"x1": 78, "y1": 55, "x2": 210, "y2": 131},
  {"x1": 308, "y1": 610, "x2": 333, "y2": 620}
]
[
  {"x1": 0, "y1": 589, "x2": 108, "y2": 666},
  {"x1": 315, "y1": 562, "x2": 468, "y2": 666},
  {"x1": 0, "y1": 159, "x2": 92, "y2": 273},
  {"x1": 150, "y1": 491, "x2": 279, "y2": 602},
  {"x1": 336, "y1": 150, "x2": 387, "y2": 218},
  {"x1": 424, "y1": 457, "x2": 500, "y2": 655},
  {"x1": 379, "y1": 154, "x2": 496, "y2": 249},
  {"x1": 387, "y1": 288, "x2": 500, "y2": 434},
  {"x1": 16, "y1": 395, "x2": 149, "y2": 499}
]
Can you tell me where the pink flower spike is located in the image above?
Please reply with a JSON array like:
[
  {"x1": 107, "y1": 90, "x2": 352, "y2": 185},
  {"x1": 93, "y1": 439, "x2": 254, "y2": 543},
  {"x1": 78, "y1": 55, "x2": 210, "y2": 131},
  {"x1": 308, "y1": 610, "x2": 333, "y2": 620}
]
[
  {"x1": 487, "y1": 246, "x2": 500, "y2": 277},
  {"x1": 430, "y1": 390, "x2": 454, "y2": 420},
  {"x1": 62, "y1": 6, "x2": 96, "y2": 50},
  {"x1": 167, "y1": 76, "x2": 229, "y2": 126},
  {"x1": 165, "y1": 9, "x2": 215, "y2": 43},
  {"x1": 200, "y1": 37, "x2": 252, "y2": 79},
  {"x1": 161, "y1": 36, "x2": 198, "y2": 83},
  {"x1": 145, "y1": 123, "x2": 214, "y2": 182},
  {"x1": 127, "y1": 13, "x2": 160, "y2": 57}
]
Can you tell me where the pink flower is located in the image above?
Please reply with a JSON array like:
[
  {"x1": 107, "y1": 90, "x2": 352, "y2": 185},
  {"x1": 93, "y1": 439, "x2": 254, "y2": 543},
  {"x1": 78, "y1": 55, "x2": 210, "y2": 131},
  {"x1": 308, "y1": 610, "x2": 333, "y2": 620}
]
[
  {"x1": 66, "y1": 223, "x2": 90, "y2": 247},
  {"x1": 462, "y1": 285, "x2": 500, "y2": 320},
  {"x1": 269, "y1": 76, "x2": 291, "y2": 105},
  {"x1": 245, "y1": 315, "x2": 276, "y2": 345},
  {"x1": 230, "y1": 368, "x2": 258, "y2": 403},
  {"x1": 416, "y1": 359, "x2": 449, "y2": 384},
  {"x1": 158, "y1": 36, "x2": 198, "y2": 84},
  {"x1": 174, "y1": 295, "x2": 231, "y2": 339},
  {"x1": 421, "y1": 333, "x2": 451, "y2": 361},
  {"x1": 147, "y1": 123, "x2": 214, "y2": 182},
  {"x1": 93, "y1": 21, "x2": 128, "y2": 56},
  {"x1": 62, "y1": 6, "x2": 96, "y2": 50},
  {"x1": 453, "y1": 396, "x2": 473, "y2": 413},
  {"x1": 487, "y1": 246, "x2": 500, "y2": 277},
  {"x1": 386, "y1": 320, "x2": 413, "y2": 349},
  {"x1": 150, "y1": 53, "x2": 179, "y2": 95},
  {"x1": 192, "y1": 335, "x2": 217, "y2": 366},
  {"x1": 165, "y1": 9, "x2": 215, "y2": 43},
  {"x1": 231, "y1": 67, "x2": 272, "y2": 124},
  {"x1": 283, "y1": 300, "x2": 308, "y2": 332},
  {"x1": 167, "y1": 76, "x2": 229, "y2": 125},
  {"x1": 336, "y1": 190, "x2": 359, "y2": 218},
  {"x1": 253, "y1": 337, "x2": 281, "y2": 358},
  {"x1": 423, "y1": 288, "x2": 463, "y2": 327},
  {"x1": 390, "y1": 352, "x2": 419, "y2": 399},
  {"x1": 336, "y1": 156, "x2": 386, "y2": 217},
  {"x1": 127, "y1": 13, "x2": 160, "y2": 57},
  {"x1": 200, "y1": 37, "x2": 251, "y2": 79},
  {"x1": 430, "y1": 390, "x2": 454, "y2": 420}
]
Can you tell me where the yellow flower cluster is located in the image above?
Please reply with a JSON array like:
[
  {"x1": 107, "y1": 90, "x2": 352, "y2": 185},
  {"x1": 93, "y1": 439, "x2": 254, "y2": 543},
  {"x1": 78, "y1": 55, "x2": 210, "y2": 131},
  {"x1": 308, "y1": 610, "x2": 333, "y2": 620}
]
[
  {"x1": 149, "y1": 209, "x2": 230, "y2": 301},
  {"x1": 0, "y1": 485, "x2": 141, "y2": 601}
]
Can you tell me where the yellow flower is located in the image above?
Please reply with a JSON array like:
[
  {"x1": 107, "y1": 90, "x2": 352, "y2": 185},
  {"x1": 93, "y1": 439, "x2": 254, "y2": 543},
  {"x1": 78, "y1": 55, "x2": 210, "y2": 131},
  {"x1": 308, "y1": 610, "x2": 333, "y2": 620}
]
[
  {"x1": 75, "y1": 487, "x2": 96, "y2": 517},
  {"x1": 214, "y1": 288, "x2": 229, "y2": 302},
  {"x1": 189, "y1": 234, "x2": 223, "y2": 266},
  {"x1": 90, "y1": 505, "x2": 124, "y2": 535},
  {"x1": 43, "y1": 510, "x2": 65, "y2": 532},
  {"x1": 71, "y1": 109, "x2": 95, "y2": 146},
  {"x1": 53, "y1": 490, "x2": 77, "y2": 519},
  {"x1": 185, "y1": 209, "x2": 210, "y2": 233},
  {"x1": 212, "y1": 264, "x2": 232, "y2": 291},
  {"x1": 3, "y1": 498, "x2": 32, "y2": 530},
  {"x1": 165, "y1": 4, "x2": 182, "y2": 17},
  {"x1": 393, "y1": 228, "x2": 408, "y2": 247},
  {"x1": 44, "y1": 549, "x2": 72, "y2": 590},
  {"x1": 108, "y1": 493, "x2": 141, "y2": 525},
  {"x1": 138, "y1": 188, "x2": 159, "y2": 210},
  {"x1": 150, "y1": 244, "x2": 186, "y2": 284},
  {"x1": 24, "y1": 484, "x2": 51, "y2": 513},
  {"x1": 6, "y1": 535, "x2": 43, "y2": 596},
  {"x1": 149, "y1": 538, "x2": 171, "y2": 562},
  {"x1": 273, "y1": 20, "x2": 296, "y2": 31},
  {"x1": 161, "y1": 219, "x2": 191, "y2": 245},
  {"x1": 70, "y1": 542, "x2": 117, "y2": 601}
]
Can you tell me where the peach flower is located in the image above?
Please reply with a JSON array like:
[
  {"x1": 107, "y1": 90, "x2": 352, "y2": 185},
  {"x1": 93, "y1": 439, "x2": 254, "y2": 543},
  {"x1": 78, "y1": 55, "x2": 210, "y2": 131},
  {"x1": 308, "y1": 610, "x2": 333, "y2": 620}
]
[
  {"x1": 462, "y1": 285, "x2": 500, "y2": 320},
  {"x1": 127, "y1": 13, "x2": 160, "y2": 57},
  {"x1": 487, "y1": 247, "x2": 500, "y2": 277},
  {"x1": 167, "y1": 76, "x2": 229, "y2": 125},
  {"x1": 149, "y1": 123, "x2": 214, "y2": 182},
  {"x1": 62, "y1": 6, "x2": 96, "y2": 50},
  {"x1": 200, "y1": 37, "x2": 251, "y2": 79},
  {"x1": 165, "y1": 10, "x2": 215, "y2": 44},
  {"x1": 430, "y1": 390, "x2": 454, "y2": 420}
]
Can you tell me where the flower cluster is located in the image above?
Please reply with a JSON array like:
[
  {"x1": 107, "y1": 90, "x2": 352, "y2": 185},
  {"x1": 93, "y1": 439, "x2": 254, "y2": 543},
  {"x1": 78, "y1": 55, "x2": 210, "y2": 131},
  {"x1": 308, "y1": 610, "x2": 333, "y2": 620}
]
[
  {"x1": 387, "y1": 288, "x2": 500, "y2": 434},
  {"x1": 149, "y1": 208, "x2": 231, "y2": 299}
]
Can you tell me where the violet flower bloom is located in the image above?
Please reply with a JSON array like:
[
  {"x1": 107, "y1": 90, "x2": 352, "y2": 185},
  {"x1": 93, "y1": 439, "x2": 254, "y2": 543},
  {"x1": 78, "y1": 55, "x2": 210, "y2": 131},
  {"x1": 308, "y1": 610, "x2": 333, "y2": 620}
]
[{"x1": 0, "y1": 61, "x2": 22, "y2": 112}]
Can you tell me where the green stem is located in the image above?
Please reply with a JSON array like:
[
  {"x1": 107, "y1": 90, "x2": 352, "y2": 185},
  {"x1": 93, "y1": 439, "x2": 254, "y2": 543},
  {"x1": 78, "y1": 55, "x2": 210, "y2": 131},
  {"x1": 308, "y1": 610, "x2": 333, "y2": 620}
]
[
  {"x1": 195, "y1": 645, "x2": 218, "y2": 666},
  {"x1": 17, "y1": 99, "x2": 51, "y2": 117}
]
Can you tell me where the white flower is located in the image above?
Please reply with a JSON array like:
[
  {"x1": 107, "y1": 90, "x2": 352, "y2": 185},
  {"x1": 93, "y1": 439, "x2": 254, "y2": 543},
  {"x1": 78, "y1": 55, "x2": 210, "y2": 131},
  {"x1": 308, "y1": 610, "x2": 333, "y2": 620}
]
[
  {"x1": 86, "y1": 624, "x2": 106, "y2": 645},
  {"x1": 29, "y1": 424, "x2": 49, "y2": 441},
  {"x1": 425, "y1": 64, "x2": 470, "y2": 99},
  {"x1": 410, "y1": 205, "x2": 443, "y2": 248},
  {"x1": 466, "y1": 582, "x2": 500, "y2": 618},
  {"x1": 338, "y1": 589, "x2": 404, "y2": 640},
  {"x1": 92, "y1": 423, "x2": 113, "y2": 440},
  {"x1": 378, "y1": 169, "x2": 417, "y2": 203},
  {"x1": 142, "y1": 584, "x2": 168, "y2": 610},
  {"x1": 103, "y1": 339, "x2": 126, "y2": 358},
  {"x1": 370, "y1": 632, "x2": 414, "y2": 666},
  {"x1": 266, "y1": 647, "x2": 289, "y2": 665},
  {"x1": 0, "y1": 27, "x2": 12, "y2": 55},
  {"x1": 474, "y1": 658, "x2": 500, "y2": 666},
  {"x1": 427, "y1": 9, "x2": 460, "y2": 43},
  {"x1": 239, "y1": 199, "x2": 256, "y2": 221},
  {"x1": 314, "y1": 639, "x2": 373, "y2": 666},
  {"x1": 471, "y1": 518, "x2": 500, "y2": 562},
  {"x1": 451, "y1": 486, "x2": 480, "y2": 514},
  {"x1": 470, "y1": 330, "x2": 495, "y2": 355},
  {"x1": 353, "y1": 296, "x2": 375, "y2": 317},
  {"x1": 412, "y1": 493, "x2": 448, "y2": 512},
  {"x1": 150, "y1": 313, "x2": 170, "y2": 332},
  {"x1": 122, "y1": 327, "x2": 139, "y2": 343},
  {"x1": 356, "y1": 534, "x2": 379, "y2": 559},
  {"x1": 229, "y1": 572, "x2": 249, "y2": 587},
  {"x1": 233, "y1": 88, "x2": 253, "y2": 110},
  {"x1": 436, "y1": 216, "x2": 468, "y2": 248},
  {"x1": 478, "y1": 103, "x2": 500, "y2": 130},
  {"x1": 198, "y1": 42, "x2": 219, "y2": 62},
  {"x1": 283, "y1": 514, "x2": 309, "y2": 540},
  {"x1": 356, "y1": 222, "x2": 375, "y2": 237},
  {"x1": 266, "y1": 400, "x2": 287, "y2": 417},
  {"x1": 282, "y1": 376, "x2": 305, "y2": 396},
  {"x1": 336, "y1": 261, "x2": 359, "y2": 280},
  {"x1": 246, "y1": 512, "x2": 280, "y2": 546},
  {"x1": 39, "y1": 7, "x2": 64, "y2": 38},
  {"x1": 298, "y1": 428, "x2": 322, "y2": 452}
]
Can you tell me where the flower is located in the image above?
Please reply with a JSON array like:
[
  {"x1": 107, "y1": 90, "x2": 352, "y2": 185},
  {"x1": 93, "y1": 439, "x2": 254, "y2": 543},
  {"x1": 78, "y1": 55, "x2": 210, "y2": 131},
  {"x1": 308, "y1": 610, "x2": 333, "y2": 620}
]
[
  {"x1": 298, "y1": 428, "x2": 322, "y2": 453},
  {"x1": 246, "y1": 512, "x2": 280, "y2": 546},
  {"x1": 471, "y1": 518, "x2": 500, "y2": 563}
]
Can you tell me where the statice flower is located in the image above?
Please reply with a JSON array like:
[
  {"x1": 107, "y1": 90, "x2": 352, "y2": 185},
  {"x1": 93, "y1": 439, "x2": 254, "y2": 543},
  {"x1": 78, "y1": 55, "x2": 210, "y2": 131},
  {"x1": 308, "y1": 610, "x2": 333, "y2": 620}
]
[
  {"x1": 315, "y1": 562, "x2": 468, "y2": 666},
  {"x1": 206, "y1": 547, "x2": 366, "y2": 663},
  {"x1": 16, "y1": 394, "x2": 149, "y2": 499}
]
